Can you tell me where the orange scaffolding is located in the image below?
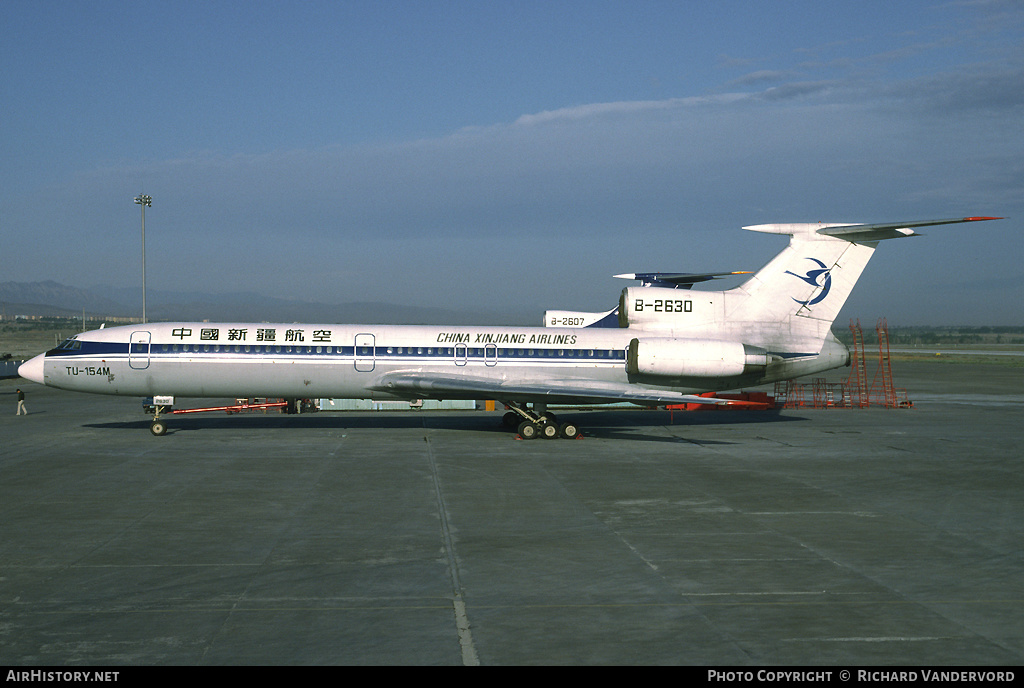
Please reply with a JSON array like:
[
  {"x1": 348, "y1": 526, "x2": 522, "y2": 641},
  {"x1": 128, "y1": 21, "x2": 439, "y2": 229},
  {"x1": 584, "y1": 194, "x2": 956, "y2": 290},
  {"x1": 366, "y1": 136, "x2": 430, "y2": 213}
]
[
  {"x1": 773, "y1": 318, "x2": 912, "y2": 409},
  {"x1": 869, "y1": 318, "x2": 913, "y2": 408},
  {"x1": 846, "y1": 319, "x2": 870, "y2": 407}
]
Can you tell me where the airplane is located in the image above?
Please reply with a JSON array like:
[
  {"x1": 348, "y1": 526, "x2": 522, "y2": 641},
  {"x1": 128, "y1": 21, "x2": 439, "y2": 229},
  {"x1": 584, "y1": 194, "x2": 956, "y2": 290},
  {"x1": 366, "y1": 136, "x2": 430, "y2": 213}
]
[{"x1": 18, "y1": 216, "x2": 1001, "y2": 438}]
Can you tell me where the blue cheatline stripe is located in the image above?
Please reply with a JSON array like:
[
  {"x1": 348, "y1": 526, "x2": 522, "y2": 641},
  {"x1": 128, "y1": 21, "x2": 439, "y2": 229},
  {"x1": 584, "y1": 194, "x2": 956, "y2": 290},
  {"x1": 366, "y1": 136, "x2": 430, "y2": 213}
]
[
  {"x1": 46, "y1": 341, "x2": 629, "y2": 363},
  {"x1": 768, "y1": 351, "x2": 819, "y2": 359},
  {"x1": 47, "y1": 340, "x2": 815, "y2": 363}
]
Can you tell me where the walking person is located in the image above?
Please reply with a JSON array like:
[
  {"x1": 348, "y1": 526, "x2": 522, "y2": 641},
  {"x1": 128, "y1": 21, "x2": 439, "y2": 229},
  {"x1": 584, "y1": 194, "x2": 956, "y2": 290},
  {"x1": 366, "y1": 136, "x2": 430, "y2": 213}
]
[{"x1": 16, "y1": 388, "x2": 27, "y2": 415}]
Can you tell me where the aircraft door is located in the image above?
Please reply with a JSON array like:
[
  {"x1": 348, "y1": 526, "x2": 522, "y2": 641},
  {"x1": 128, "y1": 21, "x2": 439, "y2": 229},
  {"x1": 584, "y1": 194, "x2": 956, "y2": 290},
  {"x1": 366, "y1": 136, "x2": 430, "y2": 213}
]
[
  {"x1": 484, "y1": 344, "x2": 498, "y2": 367},
  {"x1": 354, "y1": 333, "x2": 375, "y2": 372},
  {"x1": 454, "y1": 343, "x2": 468, "y2": 366},
  {"x1": 129, "y1": 331, "x2": 151, "y2": 370}
]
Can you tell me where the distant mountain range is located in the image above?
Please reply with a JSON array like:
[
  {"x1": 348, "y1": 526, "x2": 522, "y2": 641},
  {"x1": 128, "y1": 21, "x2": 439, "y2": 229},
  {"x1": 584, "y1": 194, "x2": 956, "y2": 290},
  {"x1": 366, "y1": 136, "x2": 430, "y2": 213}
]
[{"x1": 0, "y1": 280, "x2": 537, "y2": 326}]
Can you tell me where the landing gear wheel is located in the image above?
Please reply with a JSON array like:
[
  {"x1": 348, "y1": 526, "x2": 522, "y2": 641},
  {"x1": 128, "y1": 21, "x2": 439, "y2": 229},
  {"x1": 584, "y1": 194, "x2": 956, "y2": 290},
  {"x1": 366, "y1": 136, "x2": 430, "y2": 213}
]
[
  {"x1": 540, "y1": 422, "x2": 559, "y2": 439},
  {"x1": 503, "y1": 411, "x2": 520, "y2": 428},
  {"x1": 150, "y1": 419, "x2": 167, "y2": 436},
  {"x1": 559, "y1": 422, "x2": 582, "y2": 440},
  {"x1": 517, "y1": 421, "x2": 540, "y2": 440}
]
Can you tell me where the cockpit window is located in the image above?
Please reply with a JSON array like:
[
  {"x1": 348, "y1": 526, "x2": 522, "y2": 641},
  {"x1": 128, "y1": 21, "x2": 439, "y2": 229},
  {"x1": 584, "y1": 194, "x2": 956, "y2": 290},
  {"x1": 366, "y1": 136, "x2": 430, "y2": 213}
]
[{"x1": 58, "y1": 338, "x2": 82, "y2": 350}]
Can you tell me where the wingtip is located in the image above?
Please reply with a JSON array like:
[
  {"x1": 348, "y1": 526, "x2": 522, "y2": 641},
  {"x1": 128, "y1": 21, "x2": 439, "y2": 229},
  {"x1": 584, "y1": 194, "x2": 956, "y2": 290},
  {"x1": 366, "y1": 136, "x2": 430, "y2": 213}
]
[{"x1": 963, "y1": 216, "x2": 1004, "y2": 222}]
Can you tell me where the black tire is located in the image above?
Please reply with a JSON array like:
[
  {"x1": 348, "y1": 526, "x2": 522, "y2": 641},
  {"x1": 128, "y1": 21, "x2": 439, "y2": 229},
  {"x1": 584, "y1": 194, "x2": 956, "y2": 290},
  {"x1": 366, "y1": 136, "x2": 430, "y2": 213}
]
[
  {"x1": 540, "y1": 422, "x2": 559, "y2": 439},
  {"x1": 503, "y1": 411, "x2": 520, "y2": 428},
  {"x1": 150, "y1": 420, "x2": 167, "y2": 436},
  {"x1": 559, "y1": 422, "x2": 581, "y2": 440},
  {"x1": 517, "y1": 421, "x2": 539, "y2": 440}
]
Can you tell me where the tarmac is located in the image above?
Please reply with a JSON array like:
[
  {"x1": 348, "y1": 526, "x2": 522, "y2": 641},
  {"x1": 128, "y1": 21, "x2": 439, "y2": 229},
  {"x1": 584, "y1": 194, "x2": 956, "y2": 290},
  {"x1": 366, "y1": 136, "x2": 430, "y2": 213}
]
[{"x1": 1, "y1": 359, "x2": 1022, "y2": 666}]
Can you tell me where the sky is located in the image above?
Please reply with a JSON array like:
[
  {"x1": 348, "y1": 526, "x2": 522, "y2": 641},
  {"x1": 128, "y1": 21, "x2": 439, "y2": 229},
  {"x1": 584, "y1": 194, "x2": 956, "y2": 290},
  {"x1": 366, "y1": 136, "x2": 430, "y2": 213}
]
[{"x1": 2, "y1": 0, "x2": 1022, "y2": 325}]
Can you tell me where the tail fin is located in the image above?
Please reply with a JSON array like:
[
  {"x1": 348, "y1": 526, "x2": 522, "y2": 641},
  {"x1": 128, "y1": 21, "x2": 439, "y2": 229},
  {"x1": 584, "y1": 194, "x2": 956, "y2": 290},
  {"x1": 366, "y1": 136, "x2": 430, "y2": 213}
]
[{"x1": 729, "y1": 217, "x2": 1001, "y2": 349}]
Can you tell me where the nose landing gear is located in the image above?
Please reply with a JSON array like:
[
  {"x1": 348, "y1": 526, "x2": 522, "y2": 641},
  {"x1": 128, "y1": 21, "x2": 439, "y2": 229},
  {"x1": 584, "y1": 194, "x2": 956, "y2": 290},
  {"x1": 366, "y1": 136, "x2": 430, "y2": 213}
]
[{"x1": 149, "y1": 406, "x2": 169, "y2": 436}]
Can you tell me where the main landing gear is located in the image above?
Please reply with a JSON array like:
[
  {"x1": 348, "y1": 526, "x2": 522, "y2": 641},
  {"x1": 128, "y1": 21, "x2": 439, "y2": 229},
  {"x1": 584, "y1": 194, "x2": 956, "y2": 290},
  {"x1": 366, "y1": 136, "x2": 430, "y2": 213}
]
[{"x1": 501, "y1": 402, "x2": 582, "y2": 440}]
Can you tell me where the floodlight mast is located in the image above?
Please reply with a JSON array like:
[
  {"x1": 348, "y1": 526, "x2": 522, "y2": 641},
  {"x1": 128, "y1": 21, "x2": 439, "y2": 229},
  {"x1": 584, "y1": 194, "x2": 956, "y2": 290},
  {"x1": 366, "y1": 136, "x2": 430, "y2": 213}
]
[{"x1": 134, "y1": 194, "x2": 152, "y2": 323}]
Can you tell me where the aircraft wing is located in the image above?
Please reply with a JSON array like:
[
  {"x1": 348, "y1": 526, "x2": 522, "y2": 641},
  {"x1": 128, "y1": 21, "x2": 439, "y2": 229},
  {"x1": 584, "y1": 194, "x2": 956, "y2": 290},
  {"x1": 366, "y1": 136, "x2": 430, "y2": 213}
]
[{"x1": 372, "y1": 372, "x2": 759, "y2": 407}]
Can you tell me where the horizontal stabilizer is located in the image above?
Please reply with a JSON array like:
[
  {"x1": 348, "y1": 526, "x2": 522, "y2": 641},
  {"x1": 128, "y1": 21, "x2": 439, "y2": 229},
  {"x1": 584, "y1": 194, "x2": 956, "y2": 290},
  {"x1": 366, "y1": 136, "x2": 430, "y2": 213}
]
[
  {"x1": 615, "y1": 271, "x2": 752, "y2": 289},
  {"x1": 744, "y1": 216, "x2": 1003, "y2": 242}
]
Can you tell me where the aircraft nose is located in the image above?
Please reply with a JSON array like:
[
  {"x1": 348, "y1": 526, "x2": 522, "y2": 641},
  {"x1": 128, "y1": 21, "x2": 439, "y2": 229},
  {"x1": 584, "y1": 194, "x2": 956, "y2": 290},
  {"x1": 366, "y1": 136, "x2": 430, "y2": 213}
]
[{"x1": 18, "y1": 354, "x2": 45, "y2": 384}]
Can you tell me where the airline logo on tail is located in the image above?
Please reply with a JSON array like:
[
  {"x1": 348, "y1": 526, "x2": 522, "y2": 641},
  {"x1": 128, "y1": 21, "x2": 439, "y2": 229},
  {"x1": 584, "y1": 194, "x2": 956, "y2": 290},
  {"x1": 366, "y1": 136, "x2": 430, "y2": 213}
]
[{"x1": 786, "y1": 258, "x2": 832, "y2": 305}]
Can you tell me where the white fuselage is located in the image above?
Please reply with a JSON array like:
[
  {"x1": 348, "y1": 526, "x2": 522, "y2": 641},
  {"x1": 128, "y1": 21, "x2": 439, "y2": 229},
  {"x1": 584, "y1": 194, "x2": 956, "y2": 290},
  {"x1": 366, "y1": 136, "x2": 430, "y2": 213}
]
[{"x1": 22, "y1": 320, "x2": 842, "y2": 403}]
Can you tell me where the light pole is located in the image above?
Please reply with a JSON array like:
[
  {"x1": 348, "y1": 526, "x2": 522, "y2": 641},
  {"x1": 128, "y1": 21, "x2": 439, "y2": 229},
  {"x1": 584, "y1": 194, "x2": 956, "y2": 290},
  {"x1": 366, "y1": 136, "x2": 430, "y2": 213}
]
[{"x1": 134, "y1": 194, "x2": 152, "y2": 323}]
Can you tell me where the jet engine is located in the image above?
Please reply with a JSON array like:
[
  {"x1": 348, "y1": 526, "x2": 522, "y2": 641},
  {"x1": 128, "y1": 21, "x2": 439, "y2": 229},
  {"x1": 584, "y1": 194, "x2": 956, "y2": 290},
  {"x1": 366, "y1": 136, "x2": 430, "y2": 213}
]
[{"x1": 626, "y1": 337, "x2": 769, "y2": 378}]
